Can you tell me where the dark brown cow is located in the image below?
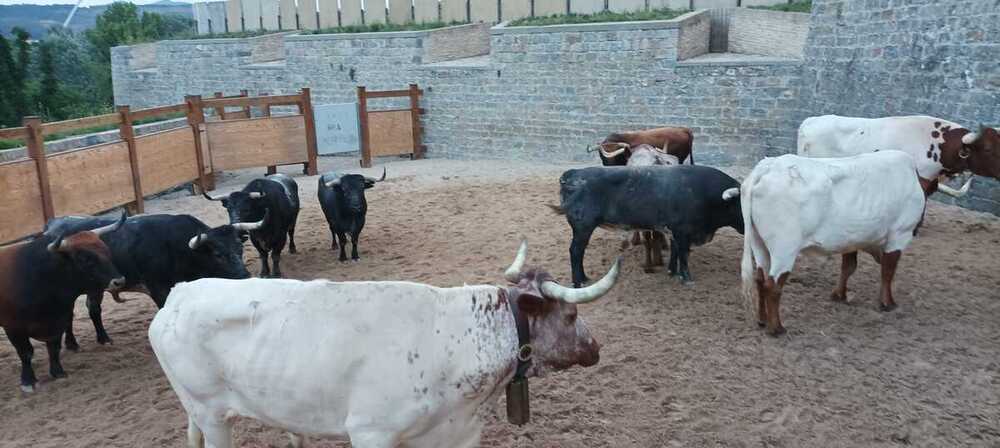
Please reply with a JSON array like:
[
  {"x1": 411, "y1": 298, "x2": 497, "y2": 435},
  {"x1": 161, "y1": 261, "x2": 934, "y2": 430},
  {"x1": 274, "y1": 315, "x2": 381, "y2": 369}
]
[
  {"x1": 586, "y1": 127, "x2": 695, "y2": 166},
  {"x1": 0, "y1": 214, "x2": 126, "y2": 392}
]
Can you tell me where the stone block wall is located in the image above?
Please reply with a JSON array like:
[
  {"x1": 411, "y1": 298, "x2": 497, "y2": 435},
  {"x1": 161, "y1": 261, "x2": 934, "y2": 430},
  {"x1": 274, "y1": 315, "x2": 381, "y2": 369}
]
[
  {"x1": 677, "y1": 10, "x2": 711, "y2": 60},
  {"x1": 727, "y1": 7, "x2": 810, "y2": 58},
  {"x1": 423, "y1": 23, "x2": 492, "y2": 64},
  {"x1": 800, "y1": 0, "x2": 1000, "y2": 212}
]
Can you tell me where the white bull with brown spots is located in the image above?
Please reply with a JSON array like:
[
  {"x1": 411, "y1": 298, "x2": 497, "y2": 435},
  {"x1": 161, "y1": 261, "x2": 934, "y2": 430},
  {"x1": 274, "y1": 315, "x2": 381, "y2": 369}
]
[
  {"x1": 740, "y1": 151, "x2": 926, "y2": 336},
  {"x1": 148, "y1": 242, "x2": 621, "y2": 448},
  {"x1": 796, "y1": 114, "x2": 1000, "y2": 197}
]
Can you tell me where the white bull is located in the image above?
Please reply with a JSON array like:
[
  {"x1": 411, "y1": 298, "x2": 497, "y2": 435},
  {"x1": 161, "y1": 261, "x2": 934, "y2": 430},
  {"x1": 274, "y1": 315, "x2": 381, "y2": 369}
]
[
  {"x1": 797, "y1": 115, "x2": 974, "y2": 197},
  {"x1": 149, "y1": 242, "x2": 621, "y2": 448},
  {"x1": 740, "y1": 151, "x2": 925, "y2": 336}
]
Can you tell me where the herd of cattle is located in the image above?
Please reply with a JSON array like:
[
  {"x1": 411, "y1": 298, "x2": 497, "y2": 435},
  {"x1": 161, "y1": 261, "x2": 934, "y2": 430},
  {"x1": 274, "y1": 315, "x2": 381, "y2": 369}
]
[{"x1": 0, "y1": 113, "x2": 997, "y2": 447}]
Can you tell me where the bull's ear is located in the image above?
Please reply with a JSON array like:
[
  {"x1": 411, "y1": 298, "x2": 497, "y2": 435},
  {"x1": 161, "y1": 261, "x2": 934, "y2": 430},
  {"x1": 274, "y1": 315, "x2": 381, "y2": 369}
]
[
  {"x1": 516, "y1": 293, "x2": 548, "y2": 316},
  {"x1": 364, "y1": 181, "x2": 376, "y2": 189}
]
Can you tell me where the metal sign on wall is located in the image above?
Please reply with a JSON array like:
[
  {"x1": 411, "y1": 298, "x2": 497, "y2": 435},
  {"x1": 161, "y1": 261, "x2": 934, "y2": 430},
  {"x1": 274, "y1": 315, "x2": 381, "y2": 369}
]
[{"x1": 314, "y1": 102, "x2": 360, "y2": 154}]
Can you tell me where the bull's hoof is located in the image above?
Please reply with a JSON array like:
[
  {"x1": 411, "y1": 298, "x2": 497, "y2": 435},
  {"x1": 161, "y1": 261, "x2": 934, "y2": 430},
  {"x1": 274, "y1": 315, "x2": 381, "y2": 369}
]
[
  {"x1": 830, "y1": 291, "x2": 847, "y2": 302},
  {"x1": 50, "y1": 369, "x2": 67, "y2": 379},
  {"x1": 766, "y1": 325, "x2": 787, "y2": 337},
  {"x1": 64, "y1": 340, "x2": 80, "y2": 352},
  {"x1": 20, "y1": 383, "x2": 35, "y2": 393},
  {"x1": 757, "y1": 320, "x2": 766, "y2": 328},
  {"x1": 289, "y1": 246, "x2": 298, "y2": 254},
  {"x1": 880, "y1": 302, "x2": 897, "y2": 312},
  {"x1": 97, "y1": 336, "x2": 113, "y2": 345},
  {"x1": 351, "y1": 258, "x2": 360, "y2": 263}
]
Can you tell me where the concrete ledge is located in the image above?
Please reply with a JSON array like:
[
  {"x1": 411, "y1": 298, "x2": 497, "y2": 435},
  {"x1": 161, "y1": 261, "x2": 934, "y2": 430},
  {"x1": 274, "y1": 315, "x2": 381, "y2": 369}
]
[
  {"x1": 491, "y1": 10, "x2": 706, "y2": 34},
  {"x1": 287, "y1": 23, "x2": 480, "y2": 41},
  {"x1": 416, "y1": 55, "x2": 493, "y2": 70},
  {"x1": 678, "y1": 53, "x2": 802, "y2": 66},
  {"x1": 157, "y1": 30, "x2": 299, "y2": 45}
]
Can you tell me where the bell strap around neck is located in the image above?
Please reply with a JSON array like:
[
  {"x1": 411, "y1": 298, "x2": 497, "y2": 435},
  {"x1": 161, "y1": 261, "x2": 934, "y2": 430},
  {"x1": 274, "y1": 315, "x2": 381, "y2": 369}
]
[{"x1": 507, "y1": 291, "x2": 533, "y2": 380}]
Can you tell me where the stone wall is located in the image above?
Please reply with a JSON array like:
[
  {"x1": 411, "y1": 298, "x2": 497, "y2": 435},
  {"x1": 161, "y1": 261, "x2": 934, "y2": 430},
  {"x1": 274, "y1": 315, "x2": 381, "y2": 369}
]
[
  {"x1": 424, "y1": 23, "x2": 492, "y2": 64},
  {"x1": 800, "y1": 0, "x2": 1000, "y2": 212},
  {"x1": 727, "y1": 7, "x2": 810, "y2": 58}
]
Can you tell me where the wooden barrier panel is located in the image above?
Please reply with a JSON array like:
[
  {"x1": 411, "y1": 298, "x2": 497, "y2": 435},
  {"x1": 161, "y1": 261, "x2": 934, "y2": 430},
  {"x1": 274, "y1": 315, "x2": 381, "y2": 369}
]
[
  {"x1": 0, "y1": 159, "x2": 46, "y2": 243},
  {"x1": 48, "y1": 142, "x2": 136, "y2": 216},
  {"x1": 261, "y1": 0, "x2": 280, "y2": 29},
  {"x1": 469, "y1": 0, "x2": 498, "y2": 22},
  {"x1": 279, "y1": 0, "x2": 297, "y2": 29},
  {"x1": 226, "y1": 0, "x2": 243, "y2": 31},
  {"x1": 341, "y1": 0, "x2": 364, "y2": 26},
  {"x1": 608, "y1": 0, "x2": 645, "y2": 12},
  {"x1": 317, "y1": 0, "x2": 339, "y2": 27},
  {"x1": 243, "y1": 0, "x2": 263, "y2": 30},
  {"x1": 135, "y1": 128, "x2": 202, "y2": 196},
  {"x1": 413, "y1": 0, "x2": 438, "y2": 22},
  {"x1": 570, "y1": 0, "x2": 604, "y2": 14},
  {"x1": 534, "y1": 0, "x2": 565, "y2": 16},
  {"x1": 368, "y1": 110, "x2": 415, "y2": 157},
  {"x1": 441, "y1": 0, "x2": 467, "y2": 22},
  {"x1": 388, "y1": 0, "x2": 412, "y2": 22},
  {"x1": 300, "y1": 0, "x2": 319, "y2": 28},
  {"x1": 501, "y1": 0, "x2": 530, "y2": 21},
  {"x1": 206, "y1": 116, "x2": 308, "y2": 172},
  {"x1": 364, "y1": 0, "x2": 387, "y2": 23}
]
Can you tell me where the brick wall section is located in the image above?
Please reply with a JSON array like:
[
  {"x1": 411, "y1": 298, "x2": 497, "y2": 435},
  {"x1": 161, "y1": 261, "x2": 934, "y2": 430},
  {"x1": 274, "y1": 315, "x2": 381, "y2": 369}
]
[
  {"x1": 727, "y1": 8, "x2": 809, "y2": 58},
  {"x1": 676, "y1": 10, "x2": 710, "y2": 60},
  {"x1": 423, "y1": 23, "x2": 492, "y2": 63},
  {"x1": 800, "y1": 0, "x2": 1000, "y2": 213}
]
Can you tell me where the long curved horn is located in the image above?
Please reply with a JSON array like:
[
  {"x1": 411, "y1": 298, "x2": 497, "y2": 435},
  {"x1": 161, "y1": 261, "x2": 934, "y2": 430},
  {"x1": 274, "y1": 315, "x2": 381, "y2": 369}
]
[
  {"x1": 365, "y1": 167, "x2": 387, "y2": 184},
  {"x1": 324, "y1": 176, "x2": 341, "y2": 188},
  {"x1": 188, "y1": 233, "x2": 208, "y2": 249},
  {"x1": 937, "y1": 176, "x2": 973, "y2": 198},
  {"x1": 599, "y1": 143, "x2": 629, "y2": 159},
  {"x1": 92, "y1": 212, "x2": 126, "y2": 236},
  {"x1": 504, "y1": 240, "x2": 528, "y2": 283},
  {"x1": 962, "y1": 131, "x2": 980, "y2": 145},
  {"x1": 540, "y1": 257, "x2": 622, "y2": 304},
  {"x1": 203, "y1": 191, "x2": 226, "y2": 201},
  {"x1": 47, "y1": 234, "x2": 66, "y2": 253},
  {"x1": 232, "y1": 212, "x2": 268, "y2": 232},
  {"x1": 721, "y1": 187, "x2": 740, "y2": 201},
  {"x1": 585, "y1": 144, "x2": 602, "y2": 153}
]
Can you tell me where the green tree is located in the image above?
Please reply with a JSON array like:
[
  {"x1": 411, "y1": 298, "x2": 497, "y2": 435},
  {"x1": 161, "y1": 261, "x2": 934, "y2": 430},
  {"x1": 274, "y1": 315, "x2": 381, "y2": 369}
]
[
  {"x1": 0, "y1": 32, "x2": 16, "y2": 126},
  {"x1": 10, "y1": 27, "x2": 31, "y2": 121},
  {"x1": 35, "y1": 41, "x2": 64, "y2": 120}
]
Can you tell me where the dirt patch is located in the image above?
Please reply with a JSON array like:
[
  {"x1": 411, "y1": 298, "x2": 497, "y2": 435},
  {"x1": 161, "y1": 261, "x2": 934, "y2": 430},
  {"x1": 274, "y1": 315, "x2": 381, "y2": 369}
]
[{"x1": 2, "y1": 158, "x2": 999, "y2": 447}]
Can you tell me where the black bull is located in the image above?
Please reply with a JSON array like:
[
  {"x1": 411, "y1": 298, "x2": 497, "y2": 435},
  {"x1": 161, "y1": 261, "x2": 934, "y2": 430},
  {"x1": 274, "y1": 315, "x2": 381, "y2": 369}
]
[
  {"x1": 44, "y1": 214, "x2": 251, "y2": 349},
  {"x1": 552, "y1": 165, "x2": 744, "y2": 285}
]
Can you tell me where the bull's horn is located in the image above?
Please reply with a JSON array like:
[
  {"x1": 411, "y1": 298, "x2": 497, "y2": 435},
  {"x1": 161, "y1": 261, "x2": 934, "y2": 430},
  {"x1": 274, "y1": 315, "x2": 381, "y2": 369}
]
[
  {"x1": 248, "y1": 192, "x2": 265, "y2": 199},
  {"x1": 600, "y1": 144, "x2": 628, "y2": 159},
  {"x1": 203, "y1": 191, "x2": 225, "y2": 201},
  {"x1": 585, "y1": 144, "x2": 597, "y2": 153},
  {"x1": 541, "y1": 257, "x2": 621, "y2": 304},
  {"x1": 937, "y1": 176, "x2": 973, "y2": 198},
  {"x1": 188, "y1": 233, "x2": 207, "y2": 249},
  {"x1": 365, "y1": 167, "x2": 387, "y2": 184},
  {"x1": 722, "y1": 188, "x2": 740, "y2": 201},
  {"x1": 92, "y1": 212, "x2": 127, "y2": 236},
  {"x1": 47, "y1": 234, "x2": 66, "y2": 253},
  {"x1": 962, "y1": 131, "x2": 979, "y2": 145},
  {"x1": 324, "y1": 176, "x2": 341, "y2": 188},
  {"x1": 504, "y1": 240, "x2": 528, "y2": 283},
  {"x1": 232, "y1": 212, "x2": 268, "y2": 232}
]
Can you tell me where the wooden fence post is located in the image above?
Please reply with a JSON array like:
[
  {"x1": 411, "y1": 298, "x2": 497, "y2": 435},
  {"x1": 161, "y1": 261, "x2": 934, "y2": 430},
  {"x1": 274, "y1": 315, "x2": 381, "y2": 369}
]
[
  {"x1": 185, "y1": 95, "x2": 214, "y2": 192},
  {"x1": 213, "y1": 92, "x2": 227, "y2": 120},
  {"x1": 408, "y1": 83, "x2": 424, "y2": 160},
  {"x1": 261, "y1": 92, "x2": 277, "y2": 175},
  {"x1": 357, "y1": 86, "x2": 372, "y2": 168},
  {"x1": 118, "y1": 105, "x2": 145, "y2": 214},
  {"x1": 240, "y1": 89, "x2": 251, "y2": 118},
  {"x1": 23, "y1": 116, "x2": 54, "y2": 221},
  {"x1": 300, "y1": 88, "x2": 319, "y2": 175}
]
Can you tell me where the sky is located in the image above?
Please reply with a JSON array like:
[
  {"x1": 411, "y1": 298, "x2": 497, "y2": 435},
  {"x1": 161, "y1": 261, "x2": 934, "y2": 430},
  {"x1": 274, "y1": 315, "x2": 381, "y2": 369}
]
[{"x1": 0, "y1": 0, "x2": 198, "y2": 5}]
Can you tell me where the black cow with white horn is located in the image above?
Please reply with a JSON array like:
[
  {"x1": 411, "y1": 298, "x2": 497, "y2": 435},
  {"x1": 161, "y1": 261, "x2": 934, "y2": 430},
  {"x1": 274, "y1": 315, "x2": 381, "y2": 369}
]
[{"x1": 318, "y1": 167, "x2": 386, "y2": 262}]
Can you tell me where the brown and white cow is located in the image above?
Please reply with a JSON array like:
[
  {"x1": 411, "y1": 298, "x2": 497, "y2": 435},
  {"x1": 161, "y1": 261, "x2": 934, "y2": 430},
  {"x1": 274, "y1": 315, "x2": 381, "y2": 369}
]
[
  {"x1": 587, "y1": 127, "x2": 695, "y2": 166},
  {"x1": 625, "y1": 144, "x2": 679, "y2": 272},
  {"x1": 797, "y1": 115, "x2": 1000, "y2": 197}
]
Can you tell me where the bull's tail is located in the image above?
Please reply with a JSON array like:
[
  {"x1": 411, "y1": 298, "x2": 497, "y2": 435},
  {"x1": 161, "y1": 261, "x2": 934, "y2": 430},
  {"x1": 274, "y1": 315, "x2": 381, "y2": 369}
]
[
  {"x1": 739, "y1": 170, "x2": 764, "y2": 315},
  {"x1": 547, "y1": 204, "x2": 565, "y2": 215}
]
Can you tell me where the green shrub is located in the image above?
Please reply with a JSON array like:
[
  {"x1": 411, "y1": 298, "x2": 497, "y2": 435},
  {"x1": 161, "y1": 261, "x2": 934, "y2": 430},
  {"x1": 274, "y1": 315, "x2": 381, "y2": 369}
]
[{"x1": 508, "y1": 8, "x2": 688, "y2": 27}]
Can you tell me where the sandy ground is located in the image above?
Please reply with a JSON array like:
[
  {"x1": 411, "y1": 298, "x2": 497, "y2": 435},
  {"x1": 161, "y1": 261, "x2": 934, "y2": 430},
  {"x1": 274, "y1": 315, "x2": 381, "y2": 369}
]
[{"x1": 1, "y1": 157, "x2": 999, "y2": 447}]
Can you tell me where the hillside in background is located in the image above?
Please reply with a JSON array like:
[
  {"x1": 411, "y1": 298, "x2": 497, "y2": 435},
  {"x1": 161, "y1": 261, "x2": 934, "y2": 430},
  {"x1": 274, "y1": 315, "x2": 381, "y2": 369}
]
[{"x1": 0, "y1": 1, "x2": 193, "y2": 38}]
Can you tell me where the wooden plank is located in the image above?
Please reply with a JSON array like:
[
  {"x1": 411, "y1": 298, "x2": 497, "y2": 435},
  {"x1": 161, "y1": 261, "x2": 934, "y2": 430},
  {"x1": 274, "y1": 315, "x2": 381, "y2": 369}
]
[
  {"x1": 40, "y1": 113, "x2": 122, "y2": 137},
  {"x1": 388, "y1": 0, "x2": 412, "y2": 23},
  {"x1": 470, "y1": 0, "x2": 498, "y2": 22},
  {"x1": 364, "y1": 0, "x2": 387, "y2": 23},
  {"x1": 118, "y1": 105, "x2": 144, "y2": 214},
  {"x1": 299, "y1": 0, "x2": 319, "y2": 28},
  {"x1": 23, "y1": 117, "x2": 54, "y2": 221},
  {"x1": 130, "y1": 103, "x2": 188, "y2": 122},
  {"x1": 534, "y1": 0, "x2": 565, "y2": 16},
  {"x1": 300, "y1": 89, "x2": 319, "y2": 175},
  {"x1": 200, "y1": 94, "x2": 303, "y2": 109},
  {"x1": 279, "y1": 0, "x2": 297, "y2": 29},
  {"x1": 0, "y1": 127, "x2": 26, "y2": 140},
  {"x1": 317, "y1": 0, "x2": 339, "y2": 27},
  {"x1": 341, "y1": 0, "x2": 363, "y2": 26},
  {"x1": 571, "y1": 0, "x2": 604, "y2": 13},
  {"x1": 243, "y1": 0, "x2": 263, "y2": 30},
  {"x1": 0, "y1": 159, "x2": 46, "y2": 243},
  {"x1": 501, "y1": 0, "x2": 530, "y2": 21},
  {"x1": 206, "y1": 116, "x2": 309, "y2": 172},
  {"x1": 408, "y1": 83, "x2": 423, "y2": 159},
  {"x1": 358, "y1": 86, "x2": 372, "y2": 168},
  {"x1": 368, "y1": 110, "x2": 414, "y2": 157},
  {"x1": 47, "y1": 141, "x2": 135, "y2": 216},
  {"x1": 226, "y1": 0, "x2": 243, "y2": 31},
  {"x1": 261, "y1": 0, "x2": 280, "y2": 29},
  {"x1": 413, "y1": 0, "x2": 438, "y2": 22},
  {"x1": 135, "y1": 128, "x2": 201, "y2": 196},
  {"x1": 186, "y1": 95, "x2": 213, "y2": 192},
  {"x1": 441, "y1": 0, "x2": 467, "y2": 22},
  {"x1": 365, "y1": 88, "x2": 423, "y2": 98}
]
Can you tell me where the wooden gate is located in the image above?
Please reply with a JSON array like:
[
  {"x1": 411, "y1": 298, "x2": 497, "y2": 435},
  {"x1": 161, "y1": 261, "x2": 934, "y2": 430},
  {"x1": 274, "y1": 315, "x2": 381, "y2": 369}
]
[{"x1": 357, "y1": 84, "x2": 424, "y2": 168}]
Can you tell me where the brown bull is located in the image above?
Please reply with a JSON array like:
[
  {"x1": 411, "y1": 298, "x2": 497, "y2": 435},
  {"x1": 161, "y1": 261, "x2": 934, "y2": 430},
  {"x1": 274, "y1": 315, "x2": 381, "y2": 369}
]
[{"x1": 587, "y1": 127, "x2": 695, "y2": 166}]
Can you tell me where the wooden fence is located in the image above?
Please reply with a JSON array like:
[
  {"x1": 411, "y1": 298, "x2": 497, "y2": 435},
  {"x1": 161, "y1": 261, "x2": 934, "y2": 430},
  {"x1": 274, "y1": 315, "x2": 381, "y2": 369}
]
[
  {"x1": 0, "y1": 89, "x2": 318, "y2": 245},
  {"x1": 221, "y1": 0, "x2": 793, "y2": 32},
  {"x1": 358, "y1": 84, "x2": 424, "y2": 168}
]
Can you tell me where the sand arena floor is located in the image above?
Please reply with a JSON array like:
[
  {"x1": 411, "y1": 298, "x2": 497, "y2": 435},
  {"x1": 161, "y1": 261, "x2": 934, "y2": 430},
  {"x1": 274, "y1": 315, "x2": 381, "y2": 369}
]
[{"x1": 1, "y1": 158, "x2": 998, "y2": 447}]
